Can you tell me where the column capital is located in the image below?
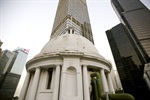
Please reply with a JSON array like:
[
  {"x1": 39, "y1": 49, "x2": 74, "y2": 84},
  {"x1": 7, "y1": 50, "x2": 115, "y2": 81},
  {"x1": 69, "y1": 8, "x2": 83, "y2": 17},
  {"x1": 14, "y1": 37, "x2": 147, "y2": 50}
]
[
  {"x1": 26, "y1": 70, "x2": 30, "y2": 73},
  {"x1": 36, "y1": 66, "x2": 41, "y2": 69},
  {"x1": 56, "y1": 64, "x2": 61, "y2": 67},
  {"x1": 82, "y1": 65, "x2": 88, "y2": 67}
]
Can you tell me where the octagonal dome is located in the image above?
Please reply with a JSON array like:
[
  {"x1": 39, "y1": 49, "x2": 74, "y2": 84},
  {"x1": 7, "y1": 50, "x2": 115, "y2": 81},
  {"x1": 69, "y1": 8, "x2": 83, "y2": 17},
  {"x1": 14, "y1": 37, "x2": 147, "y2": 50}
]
[{"x1": 33, "y1": 34, "x2": 105, "y2": 59}]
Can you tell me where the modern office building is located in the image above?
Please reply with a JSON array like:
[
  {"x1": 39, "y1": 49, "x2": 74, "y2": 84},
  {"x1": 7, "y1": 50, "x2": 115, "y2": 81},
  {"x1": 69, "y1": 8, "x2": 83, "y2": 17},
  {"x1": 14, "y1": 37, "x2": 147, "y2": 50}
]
[
  {"x1": 111, "y1": 0, "x2": 150, "y2": 63},
  {"x1": 0, "y1": 48, "x2": 28, "y2": 100},
  {"x1": 50, "y1": 0, "x2": 94, "y2": 43},
  {"x1": 18, "y1": 0, "x2": 137, "y2": 100},
  {"x1": 106, "y1": 23, "x2": 150, "y2": 100},
  {"x1": 111, "y1": 0, "x2": 150, "y2": 99}
]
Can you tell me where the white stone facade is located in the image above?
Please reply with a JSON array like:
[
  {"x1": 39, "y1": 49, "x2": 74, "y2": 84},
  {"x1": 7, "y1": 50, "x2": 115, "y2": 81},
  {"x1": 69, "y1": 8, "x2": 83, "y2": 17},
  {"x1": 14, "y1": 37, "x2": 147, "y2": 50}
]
[
  {"x1": 19, "y1": 33, "x2": 115, "y2": 100},
  {"x1": 19, "y1": 0, "x2": 116, "y2": 99}
]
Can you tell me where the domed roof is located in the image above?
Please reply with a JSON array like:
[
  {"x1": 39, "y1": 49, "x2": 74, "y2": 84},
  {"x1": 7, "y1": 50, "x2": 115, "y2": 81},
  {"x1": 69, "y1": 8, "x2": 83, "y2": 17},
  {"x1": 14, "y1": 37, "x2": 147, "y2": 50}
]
[{"x1": 33, "y1": 34, "x2": 105, "y2": 59}]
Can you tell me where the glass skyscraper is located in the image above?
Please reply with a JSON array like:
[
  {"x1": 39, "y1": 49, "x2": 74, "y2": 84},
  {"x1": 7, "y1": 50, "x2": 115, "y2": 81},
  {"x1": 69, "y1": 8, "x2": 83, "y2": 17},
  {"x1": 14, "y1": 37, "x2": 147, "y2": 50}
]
[
  {"x1": 106, "y1": 23, "x2": 150, "y2": 100},
  {"x1": 107, "y1": 1, "x2": 150, "y2": 99},
  {"x1": 0, "y1": 48, "x2": 28, "y2": 100},
  {"x1": 111, "y1": 0, "x2": 150, "y2": 63}
]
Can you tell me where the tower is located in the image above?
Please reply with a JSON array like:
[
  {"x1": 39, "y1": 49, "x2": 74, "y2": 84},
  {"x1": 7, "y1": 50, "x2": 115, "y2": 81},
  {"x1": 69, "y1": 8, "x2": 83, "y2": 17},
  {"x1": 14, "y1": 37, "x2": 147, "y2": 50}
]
[
  {"x1": 108, "y1": 0, "x2": 150, "y2": 99},
  {"x1": 106, "y1": 23, "x2": 150, "y2": 100},
  {"x1": 51, "y1": 0, "x2": 94, "y2": 43},
  {"x1": 19, "y1": 0, "x2": 116, "y2": 100},
  {"x1": 0, "y1": 48, "x2": 28, "y2": 100},
  {"x1": 111, "y1": 0, "x2": 150, "y2": 63}
]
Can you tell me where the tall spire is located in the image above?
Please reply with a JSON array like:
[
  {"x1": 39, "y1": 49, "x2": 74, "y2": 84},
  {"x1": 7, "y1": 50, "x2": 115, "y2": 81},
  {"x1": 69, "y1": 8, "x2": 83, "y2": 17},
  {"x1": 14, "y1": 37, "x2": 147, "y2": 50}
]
[{"x1": 51, "y1": 0, "x2": 94, "y2": 43}]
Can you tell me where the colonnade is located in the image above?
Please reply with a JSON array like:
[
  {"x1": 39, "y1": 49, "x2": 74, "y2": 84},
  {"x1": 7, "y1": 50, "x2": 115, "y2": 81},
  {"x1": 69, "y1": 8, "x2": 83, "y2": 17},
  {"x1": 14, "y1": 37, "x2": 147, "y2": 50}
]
[
  {"x1": 19, "y1": 64, "x2": 114, "y2": 100},
  {"x1": 19, "y1": 65, "x2": 61, "y2": 100},
  {"x1": 82, "y1": 65, "x2": 115, "y2": 100}
]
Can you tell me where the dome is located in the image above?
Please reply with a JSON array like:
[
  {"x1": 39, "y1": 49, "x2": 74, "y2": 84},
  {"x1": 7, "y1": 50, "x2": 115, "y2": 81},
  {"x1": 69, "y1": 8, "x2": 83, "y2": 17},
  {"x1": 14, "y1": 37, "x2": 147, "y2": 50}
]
[{"x1": 33, "y1": 34, "x2": 105, "y2": 59}]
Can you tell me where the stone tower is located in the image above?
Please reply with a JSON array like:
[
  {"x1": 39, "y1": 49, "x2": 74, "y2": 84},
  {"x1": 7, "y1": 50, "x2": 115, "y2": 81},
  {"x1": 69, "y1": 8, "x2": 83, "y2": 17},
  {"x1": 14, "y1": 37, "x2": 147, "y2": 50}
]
[{"x1": 19, "y1": 0, "x2": 115, "y2": 100}]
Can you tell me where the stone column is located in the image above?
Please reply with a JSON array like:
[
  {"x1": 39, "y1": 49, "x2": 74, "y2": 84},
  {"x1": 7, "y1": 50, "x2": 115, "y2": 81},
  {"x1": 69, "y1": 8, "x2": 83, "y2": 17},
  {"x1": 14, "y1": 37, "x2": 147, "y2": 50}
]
[
  {"x1": 19, "y1": 72, "x2": 30, "y2": 100},
  {"x1": 52, "y1": 65, "x2": 61, "y2": 100},
  {"x1": 83, "y1": 65, "x2": 90, "y2": 100},
  {"x1": 28, "y1": 67, "x2": 41, "y2": 100},
  {"x1": 107, "y1": 73, "x2": 115, "y2": 93},
  {"x1": 100, "y1": 69, "x2": 109, "y2": 92}
]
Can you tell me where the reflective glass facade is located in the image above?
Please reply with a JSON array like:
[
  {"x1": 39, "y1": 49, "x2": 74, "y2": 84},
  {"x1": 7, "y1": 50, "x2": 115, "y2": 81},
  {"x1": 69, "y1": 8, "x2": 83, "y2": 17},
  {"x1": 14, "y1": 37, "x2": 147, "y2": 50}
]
[
  {"x1": 106, "y1": 23, "x2": 150, "y2": 100},
  {"x1": 10, "y1": 50, "x2": 28, "y2": 75},
  {"x1": 0, "y1": 48, "x2": 28, "y2": 99},
  {"x1": 111, "y1": 0, "x2": 150, "y2": 62}
]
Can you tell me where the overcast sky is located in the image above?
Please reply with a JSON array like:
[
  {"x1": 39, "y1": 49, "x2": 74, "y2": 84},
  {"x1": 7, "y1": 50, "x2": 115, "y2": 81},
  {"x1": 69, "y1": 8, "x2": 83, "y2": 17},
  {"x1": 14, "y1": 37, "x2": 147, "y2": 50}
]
[{"x1": 1, "y1": 0, "x2": 150, "y2": 97}]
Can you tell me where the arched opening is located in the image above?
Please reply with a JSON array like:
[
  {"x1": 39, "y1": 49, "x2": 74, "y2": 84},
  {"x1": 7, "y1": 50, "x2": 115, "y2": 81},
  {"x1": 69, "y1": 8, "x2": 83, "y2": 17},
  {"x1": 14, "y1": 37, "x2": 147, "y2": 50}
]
[{"x1": 65, "y1": 66, "x2": 77, "y2": 96}]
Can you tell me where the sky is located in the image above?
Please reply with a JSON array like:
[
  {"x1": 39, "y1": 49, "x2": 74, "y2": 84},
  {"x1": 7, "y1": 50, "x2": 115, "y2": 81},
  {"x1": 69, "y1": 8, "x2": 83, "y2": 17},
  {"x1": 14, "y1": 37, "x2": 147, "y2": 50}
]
[{"x1": 1, "y1": 0, "x2": 150, "y2": 97}]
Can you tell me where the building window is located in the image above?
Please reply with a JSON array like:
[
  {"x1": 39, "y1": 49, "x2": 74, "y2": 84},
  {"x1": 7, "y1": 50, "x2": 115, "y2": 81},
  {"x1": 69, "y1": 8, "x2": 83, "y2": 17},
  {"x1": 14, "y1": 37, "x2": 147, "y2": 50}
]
[
  {"x1": 68, "y1": 29, "x2": 70, "y2": 34},
  {"x1": 47, "y1": 68, "x2": 53, "y2": 89}
]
